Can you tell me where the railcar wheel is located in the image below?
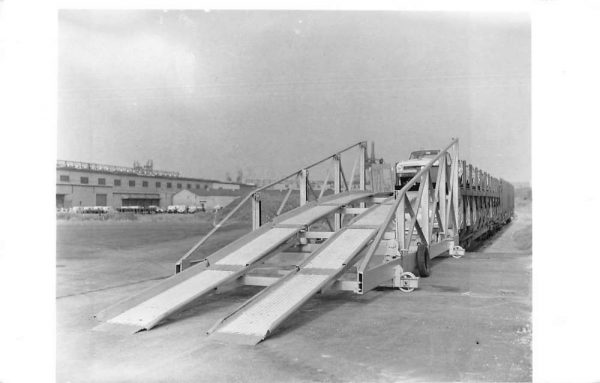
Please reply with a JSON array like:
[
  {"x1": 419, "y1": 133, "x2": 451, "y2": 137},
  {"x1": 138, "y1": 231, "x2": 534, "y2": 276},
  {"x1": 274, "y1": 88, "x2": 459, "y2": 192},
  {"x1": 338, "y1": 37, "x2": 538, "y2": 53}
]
[
  {"x1": 416, "y1": 243, "x2": 431, "y2": 277},
  {"x1": 399, "y1": 272, "x2": 417, "y2": 292},
  {"x1": 452, "y1": 251, "x2": 462, "y2": 259}
]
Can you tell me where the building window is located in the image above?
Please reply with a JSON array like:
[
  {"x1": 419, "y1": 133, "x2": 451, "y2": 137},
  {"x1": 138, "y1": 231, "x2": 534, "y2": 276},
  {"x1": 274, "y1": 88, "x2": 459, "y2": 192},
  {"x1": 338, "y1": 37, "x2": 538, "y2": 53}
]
[
  {"x1": 59, "y1": 175, "x2": 69, "y2": 182},
  {"x1": 142, "y1": 181, "x2": 148, "y2": 187},
  {"x1": 204, "y1": 184, "x2": 209, "y2": 190},
  {"x1": 196, "y1": 184, "x2": 200, "y2": 189},
  {"x1": 187, "y1": 183, "x2": 191, "y2": 189},
  {"x1": 96, "y1": 194, "x2": 107, "y2": 206},
  {"x1": 114, "y1": 179, "x2": 121, "y2": 186},
  {"x1": 98, "y1": 178, "x2": 106, "y2": 185},
  {"x1": 156, "y1": 181, "x2": 161, "y2": 188},
  {"x1": 177, "y1": 183, "x2": 182, "y2": 189},
  {"x1": 167, "y1": 182, "x2": 172, "y2": 189},
  {"x1": 80, "y1": 177, "x2": 89, "y2": 184},
  {"x1": 129, "y1": 180, "x2": 135, "y2": 187}
]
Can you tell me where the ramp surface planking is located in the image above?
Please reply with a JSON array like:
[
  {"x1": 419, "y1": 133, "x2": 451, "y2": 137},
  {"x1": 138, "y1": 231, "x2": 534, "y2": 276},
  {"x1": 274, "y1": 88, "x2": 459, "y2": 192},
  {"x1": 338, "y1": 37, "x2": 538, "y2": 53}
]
[
  {"x1": 215, "y1": 228, "x2": 297, "y2": 266},
  {"x1": 321, "y1": 192, "x2": 372, "y2": 206},
  {"x1": 95, "y1": 191, "x2": 373, "y2": 333},
  {"x1": 107, "y1": 270, "x2": 236, "y2": 329},
  {"x1": 215, "y1": 274, "x2": 330, "y2": 340},
  {"x1": 211, "y1": 203, "x2": 391, "y2": 344},
  {"x1": 278, "y1": 205, "x2": 339, "y2": 226},
  {"x1": 303, "y1": 229, "x2": 374, "y2": 269},
  {"x1": 352, "y1": 203, "x2": 393, "y2": 227}
]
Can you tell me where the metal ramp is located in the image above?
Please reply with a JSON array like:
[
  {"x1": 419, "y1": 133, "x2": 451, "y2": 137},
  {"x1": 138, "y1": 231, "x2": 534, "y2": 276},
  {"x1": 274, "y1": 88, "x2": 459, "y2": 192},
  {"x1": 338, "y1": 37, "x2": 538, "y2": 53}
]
[
  {"x1": 94, "y1": 191, "x2": 373, "y2": 334},
  {"x1": 208, "y1": 202, "x2": 394, "y2": 345},
  {"x1": 94, "y1": 139, "x2": 473, "y2": 343}
]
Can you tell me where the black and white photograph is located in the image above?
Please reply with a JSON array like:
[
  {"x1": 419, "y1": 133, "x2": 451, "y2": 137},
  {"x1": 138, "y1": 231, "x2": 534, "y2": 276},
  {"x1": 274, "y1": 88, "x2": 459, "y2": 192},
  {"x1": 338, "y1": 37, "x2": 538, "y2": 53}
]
[{"x1": 1, "y1": 2, "x2": 599, "y2": 383}]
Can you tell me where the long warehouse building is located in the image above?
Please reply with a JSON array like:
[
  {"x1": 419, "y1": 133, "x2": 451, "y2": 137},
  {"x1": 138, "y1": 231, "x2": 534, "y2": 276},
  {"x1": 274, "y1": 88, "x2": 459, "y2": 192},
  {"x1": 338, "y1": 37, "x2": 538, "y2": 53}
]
[{"x1": 56, "y1": 160, "x2": 253, "y2": 209}]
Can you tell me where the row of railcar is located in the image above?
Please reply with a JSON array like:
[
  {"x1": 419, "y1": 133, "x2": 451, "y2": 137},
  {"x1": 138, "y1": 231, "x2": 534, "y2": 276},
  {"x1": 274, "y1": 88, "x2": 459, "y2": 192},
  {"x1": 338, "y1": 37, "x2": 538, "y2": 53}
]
[
  {"x1": 456, "y1": 160, "x2": 514, "y2": 250},
  {"x1": 391, "y1": 147, "x2": 515, "y2": 253}
]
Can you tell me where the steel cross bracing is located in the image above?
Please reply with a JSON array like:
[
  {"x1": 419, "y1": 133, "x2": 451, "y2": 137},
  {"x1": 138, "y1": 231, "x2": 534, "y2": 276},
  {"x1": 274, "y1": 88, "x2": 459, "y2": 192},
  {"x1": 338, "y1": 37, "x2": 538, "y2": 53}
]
[
  {"x1": 208, "y1": 200, "x2": 395, "y2": 345},
  {"x1": 175, "y1": 141, "x2": 368, "y2": 273},
  {"x1": 94, "y1": 142, "x2": 375, "y2": 334},
  {"x1": 355, "y1": 138, "x2": 462, "y2": 294},
  {"x1": 94, "y1": 138, "x2": 514, "y2": 344},
  {"x1": 457, "y1": 160, "x2": 514, "y2": 249},
  {"x1": 354, "y1": 138, "x2": 513, "y2": 294},
  {"x1": 94, "y1": 190, "x2": 376, "y2": 334}
]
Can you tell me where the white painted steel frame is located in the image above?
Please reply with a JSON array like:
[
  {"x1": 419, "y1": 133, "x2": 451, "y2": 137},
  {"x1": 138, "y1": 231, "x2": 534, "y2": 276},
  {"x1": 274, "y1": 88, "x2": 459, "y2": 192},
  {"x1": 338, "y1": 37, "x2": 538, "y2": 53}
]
[
  {"x1": 208, "y1": 200, "x2": 391, "y2": 344},
  {"x1": 356, "y1": 138, "x2": 461, "y2": 294},
  {"x1": 176, "y1": 141, "x2": 368, "y2": 273}
]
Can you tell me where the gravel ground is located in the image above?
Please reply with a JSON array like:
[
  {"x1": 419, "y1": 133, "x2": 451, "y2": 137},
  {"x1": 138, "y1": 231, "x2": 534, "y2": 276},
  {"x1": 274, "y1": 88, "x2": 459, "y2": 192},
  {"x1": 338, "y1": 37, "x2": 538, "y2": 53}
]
[{"x1": 56, "y1": 201, "x2": 531, "y2": 382}]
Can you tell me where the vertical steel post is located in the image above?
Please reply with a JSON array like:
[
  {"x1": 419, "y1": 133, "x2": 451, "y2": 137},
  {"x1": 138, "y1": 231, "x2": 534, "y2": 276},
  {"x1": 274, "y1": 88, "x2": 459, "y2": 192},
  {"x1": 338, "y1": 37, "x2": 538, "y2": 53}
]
[
  {"x1": 484, "y1": 172, "x2": 488, "y2": 191},
  {"x1": 333, "y1": 154, "x2": 342, "y2": 230},
  {"x1": 359, "y1": 142, "x2": 366, "y2": 208},
  {"x1": 468, "y1": 164, "x2": 473, "y2": 188},
  {"x1": 299, "y1": 169, "x2": 308, "y2": 206},
  {"x1": 465, "y1": 196, "x2": 471, "y2": 227},
  {"x1": 473, "y1": 197, "x2": 478, "y2": 228},
  {"x1": 396, "y1": 191, "x2": 406, "y2": 250},
  {"x1": 420, "y1": 171, "x2": 430, "y2": 244},
  {"x1": 439, "y1": 154, "x2": 447, "y2": 236},
  {"x1": 252, "y1": 193, "x2": 261, "y2": 230},
  {"x1": 452, "y1": 141, "x2": 460, "y2": 231}
]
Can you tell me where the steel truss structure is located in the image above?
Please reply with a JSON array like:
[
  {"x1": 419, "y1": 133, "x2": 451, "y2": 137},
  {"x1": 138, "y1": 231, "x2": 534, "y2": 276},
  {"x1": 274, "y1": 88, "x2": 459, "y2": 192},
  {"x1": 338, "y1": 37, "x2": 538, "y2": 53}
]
[
  {"x1": 175, "y1": 141, "x2": 369, "y2": 273},
  {"x1": 95, "y1": 138, "x2": 514, "y2": 344}
]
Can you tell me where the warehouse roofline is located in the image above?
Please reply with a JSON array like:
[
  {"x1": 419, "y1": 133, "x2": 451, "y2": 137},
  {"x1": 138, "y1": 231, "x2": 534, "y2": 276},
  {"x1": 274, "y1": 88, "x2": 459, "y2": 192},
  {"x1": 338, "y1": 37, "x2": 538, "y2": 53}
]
[{"x1": 57, "y1": 159, "x2": 253, "y2": 187}]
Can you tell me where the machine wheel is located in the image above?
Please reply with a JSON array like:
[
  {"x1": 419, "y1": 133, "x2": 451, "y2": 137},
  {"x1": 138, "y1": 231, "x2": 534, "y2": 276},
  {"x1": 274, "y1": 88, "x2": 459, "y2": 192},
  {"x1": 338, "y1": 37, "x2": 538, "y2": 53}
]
[
  {"x1": 416, "y1": 243, "x2": 431, "y2": 277},
  {"x1": 399, "y1": 272, "x2": 417, "y2": 293}
]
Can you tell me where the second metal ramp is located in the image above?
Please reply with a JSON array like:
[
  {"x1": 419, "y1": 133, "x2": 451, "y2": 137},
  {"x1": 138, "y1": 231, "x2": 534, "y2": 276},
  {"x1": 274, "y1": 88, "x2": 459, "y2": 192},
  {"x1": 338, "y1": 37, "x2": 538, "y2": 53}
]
[
  {"x1": 209, "y1": 201, "x2": 393, "y2": 345},
  {"x1": 94, "y1": 191, "x2": 373, "y2": 334}
]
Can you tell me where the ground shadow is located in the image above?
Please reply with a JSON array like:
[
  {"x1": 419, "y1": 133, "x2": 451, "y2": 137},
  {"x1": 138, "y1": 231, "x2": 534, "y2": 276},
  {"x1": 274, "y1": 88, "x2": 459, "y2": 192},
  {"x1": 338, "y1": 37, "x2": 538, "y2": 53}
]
[{"x1": 267, "y1": 289, "x2": 388, "y2": 341}]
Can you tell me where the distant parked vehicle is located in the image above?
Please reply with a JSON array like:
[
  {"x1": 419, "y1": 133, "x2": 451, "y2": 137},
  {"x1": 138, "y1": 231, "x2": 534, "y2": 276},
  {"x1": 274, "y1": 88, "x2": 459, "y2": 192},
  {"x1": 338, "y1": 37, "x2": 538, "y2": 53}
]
[
  {"x1": 176, "y1": 205, "x2": 187, "y2": 214},
  {"x1": 79, "y1": 206, "x2": 111, "y2": 214},
  {"x1": 187, "y1": 205, "x2": 199, "y2": 214},
  {"x1": 167, "y1": 205, "x2": 178, "y2": 214},
  {"x1": 118, "y1": 206, "x2": 143, "y2": 213}
]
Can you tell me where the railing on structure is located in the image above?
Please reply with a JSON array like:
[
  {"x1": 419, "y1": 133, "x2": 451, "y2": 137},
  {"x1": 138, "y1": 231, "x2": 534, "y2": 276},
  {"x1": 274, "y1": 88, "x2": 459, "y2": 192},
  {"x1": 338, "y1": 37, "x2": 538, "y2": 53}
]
[
  {"x1": 457, "y1": 158, "x2": 514, "y2": 237},
  {"x1": 56, "y1": 160, "x2": 181, "y2": 178},
  {"x1": 175, "y1": 141, "x2": 368, "y2": 273},
  {"x1": 356, "y1": 138, "x2": 460, "y2": 285}
]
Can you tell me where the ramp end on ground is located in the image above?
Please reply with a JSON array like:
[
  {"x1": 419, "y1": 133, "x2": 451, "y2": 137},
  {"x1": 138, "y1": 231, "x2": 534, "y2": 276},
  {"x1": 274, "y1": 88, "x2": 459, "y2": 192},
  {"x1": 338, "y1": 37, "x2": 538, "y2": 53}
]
[
  {"x1": 92, "y1": 321, "x2": 146, "y2": 335},
  {"x1": 209, "y1": 331, "x2": 264, "y2": 346}
]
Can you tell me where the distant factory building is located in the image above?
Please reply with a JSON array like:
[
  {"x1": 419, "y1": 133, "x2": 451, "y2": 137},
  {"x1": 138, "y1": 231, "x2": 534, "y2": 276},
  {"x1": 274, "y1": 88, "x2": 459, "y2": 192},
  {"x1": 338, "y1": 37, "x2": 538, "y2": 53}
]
[
  {"x1": 172, "y1": 190, "x2": 240, "y2": 210},
  {"x1": 56, "y1": 160, "x2": 252, "y2": 209},
  {"x1": 211, "y1": 182, "x2": 240, "y2": 191},
  {"x1": 172, "y1": 190, "x2": 207, "y2": 209}
]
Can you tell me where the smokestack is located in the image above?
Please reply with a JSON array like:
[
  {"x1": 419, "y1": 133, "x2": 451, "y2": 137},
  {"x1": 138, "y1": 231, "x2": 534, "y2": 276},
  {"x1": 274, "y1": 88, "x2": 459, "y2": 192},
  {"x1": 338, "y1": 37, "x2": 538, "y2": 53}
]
[{"x1": 370, "y1": 142, "x2": 375, "y2": 163}]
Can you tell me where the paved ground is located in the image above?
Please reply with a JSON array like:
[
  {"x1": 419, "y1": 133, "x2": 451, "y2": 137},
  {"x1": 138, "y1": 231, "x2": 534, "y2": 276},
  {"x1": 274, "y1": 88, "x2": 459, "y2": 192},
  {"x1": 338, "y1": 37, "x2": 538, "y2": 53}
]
[{"x1": 57, "y1": 202, "x2": 531, "y2": 383}]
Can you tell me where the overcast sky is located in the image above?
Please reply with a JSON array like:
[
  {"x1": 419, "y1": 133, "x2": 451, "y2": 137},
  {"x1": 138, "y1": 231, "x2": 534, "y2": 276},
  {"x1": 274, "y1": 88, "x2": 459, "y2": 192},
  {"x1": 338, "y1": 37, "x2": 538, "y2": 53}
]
[{"x1": 58, "y1": 10, "x2": 530, "y2": 183}]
